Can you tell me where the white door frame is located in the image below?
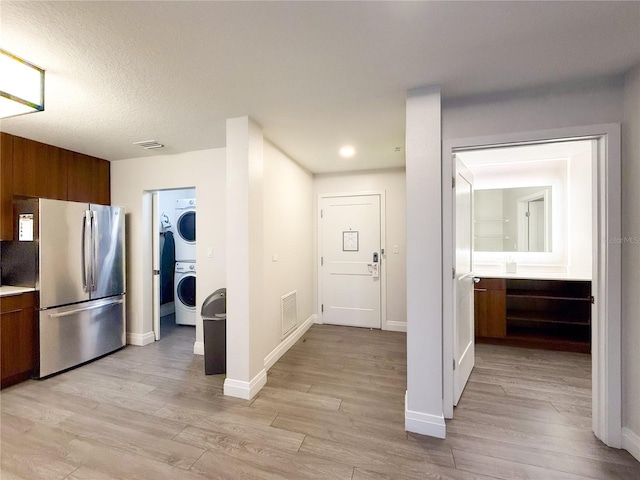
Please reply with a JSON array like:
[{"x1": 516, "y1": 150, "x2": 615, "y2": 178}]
[
  {"x1": 442, "y1": 124, "x2": 621, "y2": 448},
  {"x1": 317, "y1": 191, "x2": 391, "y2": 330}
]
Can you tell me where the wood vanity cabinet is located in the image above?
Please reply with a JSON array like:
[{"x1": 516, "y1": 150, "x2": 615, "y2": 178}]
[
  {"x1": 474, "y1": 277, "x2": 591, "y2": 353},
  {"x1": 0, "y1": 292, "x2": 36, "y2": 388},
  {"x1": 0, "y1": 133, "x2": 110, "y2": 240},
  {"x1": 474, "y1": 278, "x2": 506, "y2": 338}
]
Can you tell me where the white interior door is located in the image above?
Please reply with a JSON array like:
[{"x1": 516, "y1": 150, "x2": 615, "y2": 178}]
[
  {"x1": 320, "y1": 194, "x2": 381, "y2": 329},
  {"x1": 152, "y1": 192, "x2": 161, "y2": 341},
  {"x1": 454, "y1": 156, "x2": 475, "y2": 405}
]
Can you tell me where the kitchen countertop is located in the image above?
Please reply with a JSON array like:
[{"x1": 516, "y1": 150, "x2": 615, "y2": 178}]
[{"x1": 0, "y1": 286, "x2": 37, "y2": 297}]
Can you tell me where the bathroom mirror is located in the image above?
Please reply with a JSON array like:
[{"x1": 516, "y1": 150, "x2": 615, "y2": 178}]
[{"x1": 474, "y1": 186, "x2": 552, "y2": 252}]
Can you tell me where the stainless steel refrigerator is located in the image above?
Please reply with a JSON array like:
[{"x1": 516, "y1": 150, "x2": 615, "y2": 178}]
[{"x1": 1, "y1": 198, "x2": 126, "y2": 378}]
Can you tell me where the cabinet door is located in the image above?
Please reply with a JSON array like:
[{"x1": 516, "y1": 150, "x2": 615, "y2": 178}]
[
  {"x1": 13, "y1": 136, "x2": 68, "y2": 200},
  {"x1": 474, "y1": 278, "x2": 506, "y2": 338},
  {"x1": 1, "y1": 132, "x2": 14, "y2": 240},
  {"x1": 1, "y1": 293, "x2": 35, "y2": 388},
  {"x1": 67, "y1": 152, "x2": 110, "y2": 205}
]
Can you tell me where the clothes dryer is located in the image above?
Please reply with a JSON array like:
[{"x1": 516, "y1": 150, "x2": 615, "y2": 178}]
[
  {"x1": 175, "y1": 198, "x2": 196, "y2": 261},
  {"x1": 175, "y1": 262, "x2": 196, "y2": 325}
]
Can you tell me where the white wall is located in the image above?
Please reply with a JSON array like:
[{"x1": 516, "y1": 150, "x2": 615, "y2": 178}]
[
  {"x1": 225, "y1": 116, "x2": 265, "y2": 398},
  {"x1": 443, "y1": 77, "x2": 624, "y2": 140},
  {"x1": 262, "y1": 141, "x2": 314, "y2": 360},
  {"x1": 622, "y1": 65, "x2": 640, "y2": 460},
  {"x1": 313, "y1": 168, "x2": 406, "y2": 330},
  {"x1": 567, "y1": 146, "x2": 593, "y2": 279},
  {"x1": 110, "y1": 148, "x2": 226, "y2": 350},
  {"x1": 405, "y1": 86, "x2": 445, "y2": 438},
  {"x1": 225, "y1": 117, "x2": 315, "y2": 400},
  {"x1": 441, "y1": 76, "x2": 633, "y2": 451}
]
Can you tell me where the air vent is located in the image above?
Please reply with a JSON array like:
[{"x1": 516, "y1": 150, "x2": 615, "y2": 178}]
[
  {"x1": 133, "y1": 140, "x2": 164, "y2": 149},
  {"x1": 281, "y1": 290, "x2": 298, "y2": 339}
]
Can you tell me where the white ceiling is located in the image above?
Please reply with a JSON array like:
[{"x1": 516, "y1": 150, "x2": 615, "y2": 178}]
[{"x1": 1, "y1": 2, "x2": 638, "y2": 173}]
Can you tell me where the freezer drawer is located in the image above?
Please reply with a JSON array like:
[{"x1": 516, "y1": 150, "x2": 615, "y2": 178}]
[{"x1": 37, "y1": 295, "x2": 126, "y2": 378}]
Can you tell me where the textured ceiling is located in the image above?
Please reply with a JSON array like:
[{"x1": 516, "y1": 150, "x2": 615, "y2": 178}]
[{"x1": 1, "y1": 1, "x2": 639, "y2": 173}]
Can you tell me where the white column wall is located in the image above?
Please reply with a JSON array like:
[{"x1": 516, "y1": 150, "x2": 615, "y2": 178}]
[
  {"x1": 224, "y1": 116, "x2": 267, "y2": 399},
  {"x1": 405, "y1": 86, "x2": 445, "y2": 438},
  {"x1": 622, "y1": 65, "x2": 640, "y2": 461}
]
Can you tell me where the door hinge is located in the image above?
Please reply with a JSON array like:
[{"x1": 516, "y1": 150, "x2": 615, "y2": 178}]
[
  {"x1": 525, "y1": 211, "x2": 530, "y2": 217},
  {"x1": 590, "y1": 295, "x2": 595, "y2": 304},
  {"x1": 452, "y1": 267, "x2": 456, "y2": 279},
  {"x1": 452, "y1": 177, "x2": 456, "y2": 188},
  {"x1": 453, "y1": 359, "x2": 456, "y2": 371},
  {"x1": 321, "y1": 304, "x2": 324, "y2": 313},
  {"x1": 321, "y1": 209, "x2": 323, "y2": 218},
  {"x1": 321, "y1": 256, "x2": 324, "y2": 266}
]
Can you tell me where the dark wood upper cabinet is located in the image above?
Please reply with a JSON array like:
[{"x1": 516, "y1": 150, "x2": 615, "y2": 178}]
[
  {"x1": 0, "y1": 134, "x2": 111, "y2": 238},
  {"x1": 1, "y1": 133, "x2": 14, "y2": 240},
  {"x1": 12, "y1": 135, "x2": 68, "y2": 200},
  {"x1": 67, "y1": 151, "x2": 111, "y2": 205}
]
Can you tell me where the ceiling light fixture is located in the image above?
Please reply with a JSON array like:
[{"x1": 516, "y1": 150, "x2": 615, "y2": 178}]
[
  {"x1": 339, "y1": 145, "x2": 356, "y2": 158},
  {"x1": 0, "y1": 49, "x2": 45, "y2": 119},
  {"x1": 133, "y1": 140, "x2": 164, "y2": 149}
]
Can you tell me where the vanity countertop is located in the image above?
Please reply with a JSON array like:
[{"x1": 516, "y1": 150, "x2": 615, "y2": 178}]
[
  {"x1": 0, "y1": 286, "x2": 37, "y2": 298},
  {"x1": 473, "y1": 271, "x2": 592, "y2": 282}
]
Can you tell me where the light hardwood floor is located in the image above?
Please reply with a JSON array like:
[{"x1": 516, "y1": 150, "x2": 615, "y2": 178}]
[{"x1": 1, "y1": 324, "x2": 638, "y2": 479}]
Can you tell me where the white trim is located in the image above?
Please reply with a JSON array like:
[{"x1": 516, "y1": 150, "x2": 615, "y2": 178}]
[
  {"x1": 264, "y1": 314, "x2": 315, "y2": 370},
  {"x1": 384, "y1": 320, "x2": 407, "y2": 332},
  {"x1": 317, "y1": 190, "x2": 387, "y2": 329},
  {"x1": 193, "y1": 341, "x2": 204, "y2": 356},
  {"x1": 404, "y1": 392, "x2": 446, "y2": 439},
  {"x1": 622, "y1": 428, "x2": 640, "y2": 463},
  {"x1": 126, "y1": 331, "x2": 155, "y2": 346},
  {"x1": 442, "y1": 124, "x2": 622, "y2": 448},
  {"x1": 223, "y1": 368, "x2": 267, "y2": 400}
]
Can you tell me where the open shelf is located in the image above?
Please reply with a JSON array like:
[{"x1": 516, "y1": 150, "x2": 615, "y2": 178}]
[{"x1": 475, "y1": 277, "x2": 591, "y2": 353}]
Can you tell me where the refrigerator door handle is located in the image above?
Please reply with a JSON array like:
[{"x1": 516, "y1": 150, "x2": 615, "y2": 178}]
[
  {"x1": 91, "y1": 210, "x2": 98, "y2": 291},
  {"x1": 48, "y1": 298, "x2": 125, "y2": 318},
  {"x1": 82, "y1": 210, "x2": 92, "y2": 293}
]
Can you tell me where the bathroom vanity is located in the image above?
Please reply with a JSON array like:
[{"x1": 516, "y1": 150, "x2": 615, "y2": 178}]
[{"x1": 474, "y1": 274, "x2": 592, "y2": 353}]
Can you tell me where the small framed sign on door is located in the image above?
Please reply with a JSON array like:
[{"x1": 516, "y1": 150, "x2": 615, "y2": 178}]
[{"x1": 343, "y1": 231, "x2": 359, "y2": 251}]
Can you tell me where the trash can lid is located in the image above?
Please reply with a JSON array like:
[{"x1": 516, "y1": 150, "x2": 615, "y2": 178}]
[{"x1": 201, "y1": 288, "x2": 226, "y2": 318}]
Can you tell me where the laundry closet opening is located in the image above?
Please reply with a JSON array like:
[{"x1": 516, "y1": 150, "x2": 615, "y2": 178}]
[{"x1": 152, "y1": 187, "x2": 197, "y2": 344}]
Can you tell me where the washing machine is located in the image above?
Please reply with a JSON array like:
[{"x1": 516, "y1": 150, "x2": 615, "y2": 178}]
[
  {"x1": 175, "y1": 262, "x2": 196, "y2": 325},
  {"x1": 175, "y1": 198, "x2": 196, "y2": 261}
]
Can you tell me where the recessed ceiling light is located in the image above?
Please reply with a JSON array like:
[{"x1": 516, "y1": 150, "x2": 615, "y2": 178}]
[
  {"x1": 339, "y1": 145, "x2": 356, "y2": 158},
  {"x1": 133, "y1": 140, "x2": 164, "y2": 149}
]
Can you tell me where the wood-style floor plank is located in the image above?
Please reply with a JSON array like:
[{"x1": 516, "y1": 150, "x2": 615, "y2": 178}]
[{"x1": 1, "y1": 323, "x2": 638, "y2": 480}]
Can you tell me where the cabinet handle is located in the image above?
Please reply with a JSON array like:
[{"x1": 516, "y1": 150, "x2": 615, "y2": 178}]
[{"x1": 474, "y1": 288, "x2": 488, "y2": 292}]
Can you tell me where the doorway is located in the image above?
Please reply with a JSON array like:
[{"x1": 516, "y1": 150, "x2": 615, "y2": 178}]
[
  {"x1": 318, "y1": 192, "x2": 385, "y2": 329},
  {"x1": 151, "y1": 187, "x2": 196, "y2": 343},
  {"x1": 443, "y1": 124, "x2": 622, "y2": 448}
]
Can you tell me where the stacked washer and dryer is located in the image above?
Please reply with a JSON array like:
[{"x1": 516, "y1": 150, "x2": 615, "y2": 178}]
[{"x1": 174, "y1": 198, "x2": 196, "y2": 325}]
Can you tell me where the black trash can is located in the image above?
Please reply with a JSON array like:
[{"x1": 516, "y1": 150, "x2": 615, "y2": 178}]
[{"x1": 201, "y1": 288, "x2": 226, "y2": 375}]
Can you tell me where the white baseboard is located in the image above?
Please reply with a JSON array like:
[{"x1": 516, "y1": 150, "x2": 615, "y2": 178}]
[
  {"x1": 160, "y1": 302, "x2": 175, "y2": 317},
  {"x1": 622, "y1": 427, "x2": 640, "y2": 463},
  {"x1": 224, "y1": 368, "x2": 267, "y2": 400},
  {"x1": 384, "y1": 320, "x2": 407, "y2": 332},
  {"x1": 126, "y1": 331, "x2": 155, "y2": 346},
  {"x1": 404, "y1": 392, "x2": 446, "y2": 439},
  {"x1": 264, "y1": 314, "x2": 316, "y2": 370},
  {"x1": 193, "y1": 341, "x2": 204, "y2": 356}
]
